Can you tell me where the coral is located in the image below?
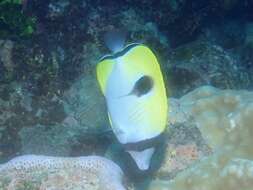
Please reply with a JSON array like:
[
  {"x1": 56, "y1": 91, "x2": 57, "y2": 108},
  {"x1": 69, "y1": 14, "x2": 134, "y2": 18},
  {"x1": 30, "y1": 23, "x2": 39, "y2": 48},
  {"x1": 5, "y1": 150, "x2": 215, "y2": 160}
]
[
  {"x1": 149, "y1": 86, "x2": 253, "y2": 190},
  {"x1": 156, "y1": 143, "x2": 200, "y2": 177},
  {"x1": 178, "y1": 85, "x2": 253, "y2": 153},
  {"x1": 0, "y1": 155, "x2": 126, "y2": 190},
  {"x1": 149, "y1": 155, "x2": 253, "y2": 190}
]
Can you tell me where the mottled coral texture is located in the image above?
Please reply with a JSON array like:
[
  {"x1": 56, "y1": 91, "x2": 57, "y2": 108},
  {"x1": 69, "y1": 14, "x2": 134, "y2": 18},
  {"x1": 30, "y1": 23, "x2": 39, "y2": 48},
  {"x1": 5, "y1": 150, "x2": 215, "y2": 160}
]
[
  {"x1": 150, "y1": 86, "x2": 253, "y2": 190},
  {"x1": 0, "y1": 155, "x2": 126, "y2": 190}
]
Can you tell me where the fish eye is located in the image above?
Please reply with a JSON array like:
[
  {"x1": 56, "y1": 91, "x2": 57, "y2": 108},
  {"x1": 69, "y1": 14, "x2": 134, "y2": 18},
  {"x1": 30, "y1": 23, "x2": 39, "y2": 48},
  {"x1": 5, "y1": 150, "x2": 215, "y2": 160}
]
[{"x1": 132, "y1": 75, "x2": 154, "y2": 97}]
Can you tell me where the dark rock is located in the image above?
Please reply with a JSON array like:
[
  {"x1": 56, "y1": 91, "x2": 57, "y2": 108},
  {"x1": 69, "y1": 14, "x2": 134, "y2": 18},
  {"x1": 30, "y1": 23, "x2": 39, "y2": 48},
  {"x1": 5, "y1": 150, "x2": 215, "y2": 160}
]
[{"x1": 165, "y1": 39, "x2": 253, "y2": 97}]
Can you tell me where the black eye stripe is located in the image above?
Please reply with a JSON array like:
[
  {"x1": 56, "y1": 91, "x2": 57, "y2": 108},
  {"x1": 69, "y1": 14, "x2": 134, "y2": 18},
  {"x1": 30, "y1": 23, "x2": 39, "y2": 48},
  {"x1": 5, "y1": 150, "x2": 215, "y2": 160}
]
[{"x1": 131, "y1": 75, "x2": 153, "y2": 97}]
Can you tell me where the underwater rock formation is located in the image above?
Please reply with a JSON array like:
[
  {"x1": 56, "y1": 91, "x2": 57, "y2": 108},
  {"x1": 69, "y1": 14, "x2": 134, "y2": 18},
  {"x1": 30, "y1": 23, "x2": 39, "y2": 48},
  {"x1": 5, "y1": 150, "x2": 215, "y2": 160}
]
[
  {"x1": 0, "y1": 40, "x2": 14, "y2": 72},
  {"x1": 19, "y1": 73, "x2": 110, "y2": 156},
  {"x1": 0, "y1": 40, "x2": 14, "y2": 82},
  {"x1": 150, "y1": 86, "x2": 253, "y2": 190},
  {"x1": 165, "y1": 40, "x2": 252, "y2": 97},
  {"x1": 62, "y1": 74, "x2": 108, "y2": 133},
  {"x1": 245, "y1": 22, "x2": 253, "y2": 46},
  {"x1": 0, "y1": 155, "x2": 126, "y2": 190},
  {"x1": 154, "y1": 116, "x2": 211, "y2": 179},
  {"x1": 0, "y1": 73, "x2": 110, "y2": 161}
]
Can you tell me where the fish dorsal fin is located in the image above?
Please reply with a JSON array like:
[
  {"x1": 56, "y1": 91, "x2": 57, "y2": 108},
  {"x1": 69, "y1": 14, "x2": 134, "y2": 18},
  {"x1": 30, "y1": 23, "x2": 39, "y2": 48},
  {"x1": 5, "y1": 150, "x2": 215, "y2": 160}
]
[
  {"x1": 104, "y1": 29, "x2": 127, "y2": 53},
  {"x1": 96, "y1": 30, "x2": 127, "y2": 93}
]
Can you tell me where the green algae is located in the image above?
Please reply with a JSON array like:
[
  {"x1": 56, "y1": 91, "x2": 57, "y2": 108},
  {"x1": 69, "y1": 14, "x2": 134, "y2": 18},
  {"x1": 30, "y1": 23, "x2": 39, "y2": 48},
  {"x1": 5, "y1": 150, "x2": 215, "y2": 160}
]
[{"x1": 0, "y1": 0, "x2": 36, "y2": 39}]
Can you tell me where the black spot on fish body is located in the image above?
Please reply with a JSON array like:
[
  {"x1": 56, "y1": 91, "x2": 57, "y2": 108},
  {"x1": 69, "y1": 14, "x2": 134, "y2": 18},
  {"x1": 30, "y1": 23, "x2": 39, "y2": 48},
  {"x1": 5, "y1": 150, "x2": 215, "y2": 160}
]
[{"x1": 131, "y1": 75, "x2": 153, "y2": 97}]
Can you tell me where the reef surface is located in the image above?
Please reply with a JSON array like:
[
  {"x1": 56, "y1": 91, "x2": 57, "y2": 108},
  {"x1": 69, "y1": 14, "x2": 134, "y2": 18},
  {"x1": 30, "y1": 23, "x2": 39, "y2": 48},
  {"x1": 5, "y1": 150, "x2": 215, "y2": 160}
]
[
  {"x1": 0, "y1": 0, "x2": 253, "y2": 190},
  {"x1": 150, "y1": 86, "x2": 253, "y2": 190}
]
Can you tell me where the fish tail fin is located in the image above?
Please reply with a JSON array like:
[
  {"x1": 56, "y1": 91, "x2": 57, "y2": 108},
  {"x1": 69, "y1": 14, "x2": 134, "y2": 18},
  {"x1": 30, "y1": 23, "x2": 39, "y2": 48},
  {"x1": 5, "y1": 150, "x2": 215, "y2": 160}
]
[{"x1": 104, "y1": 29, "x2": 127, "y2": 53}]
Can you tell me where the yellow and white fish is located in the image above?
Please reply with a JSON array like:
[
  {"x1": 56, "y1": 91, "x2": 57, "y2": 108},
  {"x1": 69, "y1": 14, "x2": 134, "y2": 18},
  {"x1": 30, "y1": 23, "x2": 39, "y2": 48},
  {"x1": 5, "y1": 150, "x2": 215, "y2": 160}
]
[{"x1": 96, "y1": 31, "x2": 168, "y2": 170}]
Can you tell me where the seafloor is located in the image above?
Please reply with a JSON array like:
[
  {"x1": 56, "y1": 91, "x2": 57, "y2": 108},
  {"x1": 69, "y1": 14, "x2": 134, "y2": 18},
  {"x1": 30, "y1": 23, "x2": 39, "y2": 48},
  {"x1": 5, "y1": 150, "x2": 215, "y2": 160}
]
[{"x1": 0, "y1": 0, "x2": 253, "y2": 190}]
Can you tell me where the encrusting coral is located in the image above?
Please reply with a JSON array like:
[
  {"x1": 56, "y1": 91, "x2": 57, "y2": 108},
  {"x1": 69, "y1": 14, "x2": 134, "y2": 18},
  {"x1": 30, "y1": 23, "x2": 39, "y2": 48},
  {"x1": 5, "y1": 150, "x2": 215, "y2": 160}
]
[
  {"x1": 179, "y1": 85, "x2": 253, "y2": 154},
  {"x1": 156, "y1": 143, "x2": 201, "y2": 178},
  {"x1": 149, "y1": 85, "x2": 253, "y2": 190},
  {"x1": 149, "y1": 153, "x2": 253, "y2": 190},
  {"x1": 0, "y1": 155, "x2": 126, "y2": 190}
]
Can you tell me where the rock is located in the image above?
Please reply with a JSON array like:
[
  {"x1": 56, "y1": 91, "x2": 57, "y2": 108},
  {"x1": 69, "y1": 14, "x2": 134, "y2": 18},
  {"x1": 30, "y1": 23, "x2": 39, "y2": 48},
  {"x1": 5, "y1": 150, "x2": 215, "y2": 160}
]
[
  {"x1": 201, "y1": 20, "x2": 246, "y2": 49},
  {"x1": 165, "y1": 40, "x2": 252, "y2": 97},
  {"x1": 48, "y1": 0, "x2": 70, "y2": 19},
  {"x1": 19, "y1": 124, "x2": 75, "y2": 156},
  {"x1": 119, "y1": 9, "x2": 169, "y2": 49},
  {"x1": 0, "y1": 72, "x2": 111, "y2": 161},
  {"x1": 0, "y1": 82, "x2": 36, "y2": 162},
  {"x1": 18, "y1": 74, "x2": 111, "y2": 157},
  {"x1": 155, "y1": 122, "x2": 210, "y2": 179},
  {"x1": 156, "y1": 143, "x2": 201, "y2": 178},
  {"x1": 0, "y1": 40, "x2": 14, "y2": 82},
  {"x1": 148, "y1": 86, "x2": 253, "y2": 190},
  {"x1": 62, "y1": 74, "x2": 109, "y2": 133},
  {"x1": 222, "y1": 0, "x2": 238, "y2": 10},
  {"x1": 245, "y1": 22, "x2": 253, "y2": 46},
  {"x1": 0, "y1": 155, "x2": 126, "y2": 190},
  {"x1": 0, "y1": 40, "x2": 14, "y2": 72}
]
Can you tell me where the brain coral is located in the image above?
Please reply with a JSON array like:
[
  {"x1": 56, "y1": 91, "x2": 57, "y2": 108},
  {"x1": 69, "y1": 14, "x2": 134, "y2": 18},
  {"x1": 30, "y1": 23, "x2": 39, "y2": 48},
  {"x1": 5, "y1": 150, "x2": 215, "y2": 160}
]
[
  {"x1": 149, "y1": 86, "x2": 253, "y2": 190},
  {"x1": 0, "y1": 155, "x2": 126, "y2": 190}
]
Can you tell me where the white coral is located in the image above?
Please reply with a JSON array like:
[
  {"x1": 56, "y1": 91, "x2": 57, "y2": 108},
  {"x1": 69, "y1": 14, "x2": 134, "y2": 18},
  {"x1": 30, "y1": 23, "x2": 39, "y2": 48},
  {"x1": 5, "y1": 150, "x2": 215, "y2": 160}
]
[{"x1": 0, "y1": 155, "x2": 126, "y2": 190}]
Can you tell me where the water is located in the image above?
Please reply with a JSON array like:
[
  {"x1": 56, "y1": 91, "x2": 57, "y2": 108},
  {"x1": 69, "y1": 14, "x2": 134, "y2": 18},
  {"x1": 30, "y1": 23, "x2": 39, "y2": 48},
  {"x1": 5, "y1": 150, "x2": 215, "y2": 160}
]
[{"x1": 0, "y1": 0, "x2": 253, "y2": 190}]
